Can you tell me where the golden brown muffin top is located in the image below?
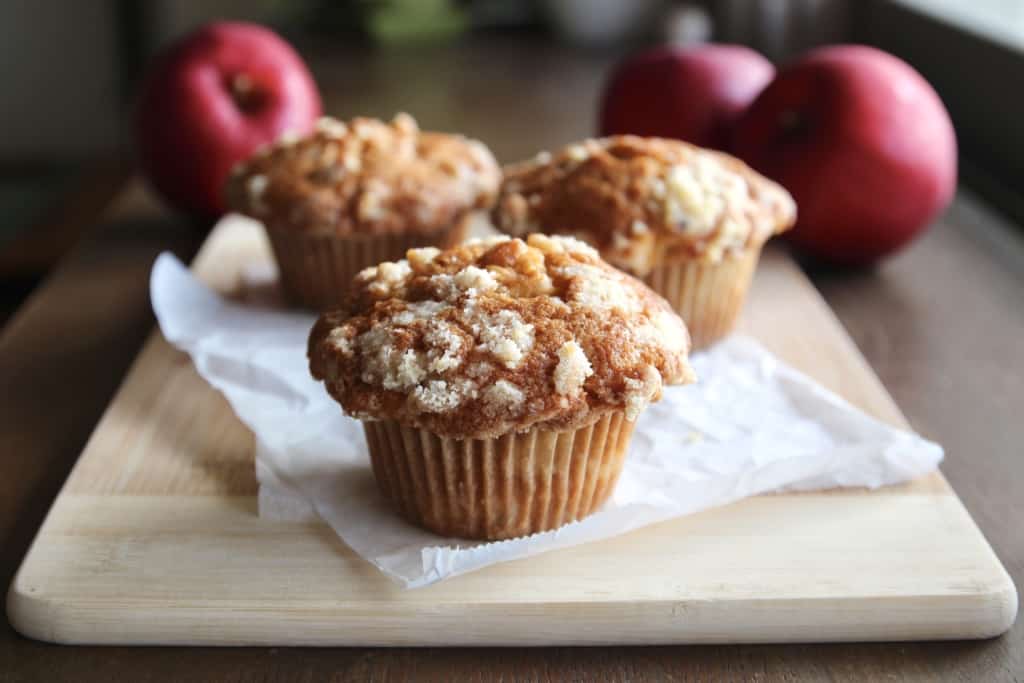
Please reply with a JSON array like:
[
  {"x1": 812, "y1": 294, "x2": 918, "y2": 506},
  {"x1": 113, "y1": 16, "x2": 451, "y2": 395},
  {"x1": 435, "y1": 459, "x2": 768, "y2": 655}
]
[
  {"x1": 309, "y1": 234, "x2": 696, "y2": 439},
  {"x1": 226, "y1": 114, "x2": 500, "y2": 236},
  {"x1": 494, "y1": 136, "x2": 796, "y2": 274}
]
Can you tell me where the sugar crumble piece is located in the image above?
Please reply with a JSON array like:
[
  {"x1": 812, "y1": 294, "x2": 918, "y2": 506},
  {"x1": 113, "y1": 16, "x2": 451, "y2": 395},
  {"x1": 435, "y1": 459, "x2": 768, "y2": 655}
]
[
  {"x1": 482, "y1": 379, "x2": 525, "y2": 415},
  {"x1": 558, "y1": 262, "x2": 640, "y2": 312},
  {"x1": 315, "y1": 117, "x2": 348, "y2": 137},
  {"x1": 366, "y1": 259, "x2": 411, "y2": 296},
  {"x1": 474, "y1": 309, "x2": 535, "y2": 368},
  {"x1": 565, "y1": 144, "x2": 590, "y2": 162},
  {"x1": 452, "y1": 265, "x2": 499, "y2": 294},
  {"x1": 423, "y1": 324, "x2": 465, "y2": 373},
  {"x1": 327, "y1": 328, "x2": 352, "y2": 355},
  {"x1": 409, "y1": 379, "x2": 473, "y2": 414},
  {"x1": 407, "y1": 246, "x2": 441, "y2": 271},
  {"x1": 623, "y1": 364, "x2": 662, "y2": 421},
  {"x1": 553, "y1": 341, "x2": 593, "y2": 396}
]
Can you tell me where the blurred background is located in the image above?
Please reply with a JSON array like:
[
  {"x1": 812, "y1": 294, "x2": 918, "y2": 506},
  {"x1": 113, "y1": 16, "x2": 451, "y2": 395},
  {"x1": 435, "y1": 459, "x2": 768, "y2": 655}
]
[{"x1": 1, "y1": 0, "x2": 1021, "y2": 324}]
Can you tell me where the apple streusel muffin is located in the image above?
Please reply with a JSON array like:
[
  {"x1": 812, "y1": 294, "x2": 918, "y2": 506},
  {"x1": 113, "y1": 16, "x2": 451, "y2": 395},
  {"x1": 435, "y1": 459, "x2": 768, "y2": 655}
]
[
  {"x1": 308, "y1": 234, "x2": 696, "y2": 539},
  {"x1": 494, "y1": 136, "x2": 795, "y2": 349},
  {"x1": 227, "y1": 113, "x2": 501, "y2": 310}
]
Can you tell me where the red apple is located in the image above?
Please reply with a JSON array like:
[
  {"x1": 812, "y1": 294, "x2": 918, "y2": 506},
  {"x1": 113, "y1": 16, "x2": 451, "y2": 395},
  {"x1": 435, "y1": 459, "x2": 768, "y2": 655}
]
[
  {"x1": 600, "y1": 44, "x2": 775, "y2": 150},
  {"x1": 732, "y1": 45, "x2": 956, "y2": 266},
  {"x1": 136, "y1": 22, "x2": 321, "y2": 217}
]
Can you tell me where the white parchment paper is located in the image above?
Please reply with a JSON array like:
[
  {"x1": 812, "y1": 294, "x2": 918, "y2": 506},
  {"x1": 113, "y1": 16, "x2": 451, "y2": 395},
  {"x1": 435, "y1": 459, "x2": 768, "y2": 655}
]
[{"x1": 151, "y1": 250, "x2": 942, "y2": 588}]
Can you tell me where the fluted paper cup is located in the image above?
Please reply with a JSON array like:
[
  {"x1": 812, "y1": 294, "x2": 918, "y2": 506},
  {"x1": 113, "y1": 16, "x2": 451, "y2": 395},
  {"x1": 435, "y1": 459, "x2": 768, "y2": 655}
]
[
  {"x1": 362, "y1": 411, "x2": 636, "y2": 540},
  {"x1": 265, "y1": 217, "x2": 471, "y2": 311},
  {"x1": 644, "y1": 246, "x2": 761, "y2": 350}
]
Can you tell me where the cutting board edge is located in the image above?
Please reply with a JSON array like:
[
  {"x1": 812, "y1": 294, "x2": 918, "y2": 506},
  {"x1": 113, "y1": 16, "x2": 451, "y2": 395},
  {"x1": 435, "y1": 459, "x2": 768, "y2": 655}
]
[{"x1": 8, "y1": 573, "x2": 1017, "y2": 646}]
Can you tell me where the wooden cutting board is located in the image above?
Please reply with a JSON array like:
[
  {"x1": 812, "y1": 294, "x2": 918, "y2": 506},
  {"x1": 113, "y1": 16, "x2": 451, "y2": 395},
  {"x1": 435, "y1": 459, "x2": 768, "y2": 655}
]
[{"x1": 7, "y1": 219, "x2": 1016, "y2": 646}]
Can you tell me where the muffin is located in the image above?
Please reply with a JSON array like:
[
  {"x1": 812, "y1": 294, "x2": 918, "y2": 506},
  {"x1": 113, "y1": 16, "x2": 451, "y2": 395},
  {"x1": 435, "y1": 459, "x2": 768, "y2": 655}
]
[
  {"x1": 308, "y1": 234, "x2": 696, "y2": 540},
  {"x1": 227, "y1": 113, "x2": 501, "y2": 310},
  {"x1": 493, "y1": 136, "x2": 796, "y2": 349}
]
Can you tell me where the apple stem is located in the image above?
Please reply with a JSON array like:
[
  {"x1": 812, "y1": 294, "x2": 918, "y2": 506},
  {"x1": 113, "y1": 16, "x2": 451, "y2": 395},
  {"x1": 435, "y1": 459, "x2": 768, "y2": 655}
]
[
  {"x1": 232, "y1": 73, "x2": 253, "y2": 94},
  {"x1": 779, "y1": 109, "x2": 811, "y2": 139},
  {"x1": 228, "y1": 73, "x2": 262, "y2": 113}
]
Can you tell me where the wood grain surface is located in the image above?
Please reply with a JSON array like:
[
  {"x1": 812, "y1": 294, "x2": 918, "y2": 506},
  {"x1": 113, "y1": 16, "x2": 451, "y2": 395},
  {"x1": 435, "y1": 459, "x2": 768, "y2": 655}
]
[
  {"x1": 7, "y1": 216, "x2": 1013, "y2": 647},
  {"x1": 2, "y1": 35, "x2": 1023, "y2": 681}
]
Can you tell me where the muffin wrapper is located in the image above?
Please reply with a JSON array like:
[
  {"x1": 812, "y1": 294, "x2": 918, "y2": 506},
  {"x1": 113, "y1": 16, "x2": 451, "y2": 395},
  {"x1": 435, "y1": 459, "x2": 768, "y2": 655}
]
[
  {"x1": 265, "y1": 217, "x2": 470, "y2": 310},
  {"x1": 362, "y1": 411, "x2": 636, "y2": 541},
  {"x1": 645, "y1": 246, "x2": 762, "y2": 350}
]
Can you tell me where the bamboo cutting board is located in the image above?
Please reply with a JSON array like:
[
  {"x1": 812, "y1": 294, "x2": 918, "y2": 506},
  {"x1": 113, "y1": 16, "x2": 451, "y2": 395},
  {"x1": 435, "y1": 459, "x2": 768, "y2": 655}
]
[{"x1": 7, "y1": 219, "x2": 1017, "y2": 645}]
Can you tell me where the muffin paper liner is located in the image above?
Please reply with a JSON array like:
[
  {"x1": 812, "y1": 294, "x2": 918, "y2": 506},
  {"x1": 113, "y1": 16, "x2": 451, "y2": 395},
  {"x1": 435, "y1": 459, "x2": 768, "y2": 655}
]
[
  {"x1": 645, "y1": 247, "x2": 761, "y2": 350},
  {"x1": 364, "y1": 412, "x2": 635, "y2": 541},
  {"x1": 265, "y1": 217, "x2": 470, "y2": 310}
]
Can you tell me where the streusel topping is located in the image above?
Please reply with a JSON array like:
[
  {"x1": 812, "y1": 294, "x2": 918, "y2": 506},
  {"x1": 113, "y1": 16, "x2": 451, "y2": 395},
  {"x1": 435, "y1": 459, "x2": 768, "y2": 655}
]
[
  {"x1": 226, "y1": 113, "x2": 500, "y2": 236},
  {"x1": 309, "y1": 234, "x2": 696, "y2": 438},
  {"x1": 494, "y1": 136, "x2": 796, "y2": 273}
]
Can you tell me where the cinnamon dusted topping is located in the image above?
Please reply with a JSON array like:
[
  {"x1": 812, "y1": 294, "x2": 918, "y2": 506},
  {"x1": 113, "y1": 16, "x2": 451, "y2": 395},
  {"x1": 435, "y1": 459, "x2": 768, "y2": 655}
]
[
  {"x1": 227, "y1": 114, "x2": 501, "y2": 236},
  {"x1": 494, "y1": 136, "x2": 796, "y2": 273},
  {"x1": 309, "y1": 235, "x2": 696, "y2": 438}
]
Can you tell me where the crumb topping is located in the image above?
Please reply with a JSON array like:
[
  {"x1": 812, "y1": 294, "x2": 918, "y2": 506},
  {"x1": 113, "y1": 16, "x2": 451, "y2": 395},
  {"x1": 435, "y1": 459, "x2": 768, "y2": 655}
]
[
  {"x1": 553, "y1": 341, "x2": 593, "y2": 396},
  {"x1": 227, "y1": 114, "x2": 501, "y2": 236},
  {"x1": 493, "y1": 136, "x2": 796, "y2": 273},
  {"x1": 309, "y1": 235, "x2": 697, "y2": 438}
]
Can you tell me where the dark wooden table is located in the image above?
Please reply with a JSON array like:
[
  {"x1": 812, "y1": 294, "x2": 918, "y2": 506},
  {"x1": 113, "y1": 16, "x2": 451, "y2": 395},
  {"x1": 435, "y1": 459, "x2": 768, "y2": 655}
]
[{"x1": 2, "y1": 38, "x2": 1022, "y2": 681}]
